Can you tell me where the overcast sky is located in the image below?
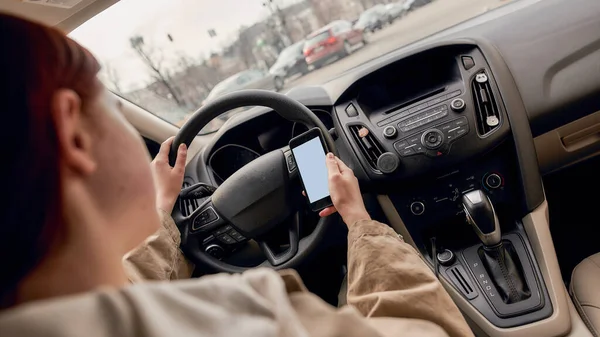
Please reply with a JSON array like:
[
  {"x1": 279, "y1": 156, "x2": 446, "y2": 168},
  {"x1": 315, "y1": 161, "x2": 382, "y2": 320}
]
[{"x1": 70, "y1": 0, "x2": 300, "y2": 90}]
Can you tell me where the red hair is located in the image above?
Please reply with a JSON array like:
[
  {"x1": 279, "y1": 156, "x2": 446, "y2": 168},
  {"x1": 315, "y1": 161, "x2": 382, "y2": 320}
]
[{"x1": 0, "y1": 13, "x2": 101, "y2": 302}]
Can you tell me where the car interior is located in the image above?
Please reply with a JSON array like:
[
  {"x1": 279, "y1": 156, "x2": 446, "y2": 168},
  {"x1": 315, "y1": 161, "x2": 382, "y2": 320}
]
[{"x1": 3, "y1": 0, "x2": 600, "y2": 336}]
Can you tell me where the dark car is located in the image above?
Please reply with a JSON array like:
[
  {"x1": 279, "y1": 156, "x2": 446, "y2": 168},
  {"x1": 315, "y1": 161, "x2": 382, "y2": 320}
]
[
  {"x1": 269, "y1": 41, "x2": 309, "y2": 79},
  {"x1": 354, "y1": 4, "x2": 392, "y2": 32},
  {"x1": 303, "y1": 20, "x2": 365, "y2": 69}
]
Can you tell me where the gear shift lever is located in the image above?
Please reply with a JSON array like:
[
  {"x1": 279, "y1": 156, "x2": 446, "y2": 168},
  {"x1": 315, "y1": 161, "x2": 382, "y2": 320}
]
[
  {"x1": 462, "y1": 190, "x2": 501, "y2": 246},
  {"x1": 462, "y1": 190, "x2": 531, "y2": 304}
]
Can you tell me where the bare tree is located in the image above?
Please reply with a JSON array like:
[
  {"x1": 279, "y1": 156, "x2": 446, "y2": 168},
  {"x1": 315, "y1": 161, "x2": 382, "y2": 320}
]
[
  {"x1": 237, "y1": 29, "x2": 256, "y2": 68},
  {"x1": 129, "y1": 35, "x2": 185, "y2": 107},
  {"x1": 308, "y1": 0, "x2": 338, "y2": 26},
  {"x1": 103, "y1": 62, "x2": 123, "y2": 94}
]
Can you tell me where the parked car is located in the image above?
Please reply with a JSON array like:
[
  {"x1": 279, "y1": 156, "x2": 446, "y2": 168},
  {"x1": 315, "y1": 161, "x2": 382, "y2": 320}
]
[
  {"x1": 386, "y1": 2, "x2": 406, "y2": 21},
  {"x1": 354, "y1": 4, "x2": 392, "y2": 32},
  {"x1": 303, "y1": 20, "x2": 365, "y2": 69},
  {"x1": 204, "y1": 69, "x2": 283, "y2": 105},
  {"x1": 269, "y1": 41, "x2": 309, "y2": 79}
]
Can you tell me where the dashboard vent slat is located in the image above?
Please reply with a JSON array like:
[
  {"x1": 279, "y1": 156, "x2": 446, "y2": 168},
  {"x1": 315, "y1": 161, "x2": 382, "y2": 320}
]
[
  {"x1": 179, "y1": 182, "x2": 200, "y2": 217},
  {"x1": 471, "y1": 71, "x2": 500, "y2": 136},
  {"x1": 349, "y1": 125, "x2": 384, "y2": 172}
]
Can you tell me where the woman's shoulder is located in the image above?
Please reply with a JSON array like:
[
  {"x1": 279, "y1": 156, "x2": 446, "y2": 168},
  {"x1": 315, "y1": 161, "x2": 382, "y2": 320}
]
[{"x1": 0, "y1": 269, "x2": 303, "y2": 337}]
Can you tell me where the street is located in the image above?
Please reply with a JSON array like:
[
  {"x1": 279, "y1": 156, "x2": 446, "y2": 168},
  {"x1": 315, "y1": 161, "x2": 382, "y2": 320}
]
[{"x1": 284, "y1": 0, "x2": 513, "y2": 89}]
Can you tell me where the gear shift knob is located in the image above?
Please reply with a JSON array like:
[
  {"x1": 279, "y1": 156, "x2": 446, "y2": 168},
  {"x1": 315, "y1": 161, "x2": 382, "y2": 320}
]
[{"x1": 462, "y1": 190, "x2": 501, "y2": 246}]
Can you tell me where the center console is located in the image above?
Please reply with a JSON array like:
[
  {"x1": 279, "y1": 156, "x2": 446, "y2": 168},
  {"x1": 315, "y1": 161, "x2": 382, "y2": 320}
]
[{"x1": 333, "y1": 44, "x2": 559, "y2": 332}]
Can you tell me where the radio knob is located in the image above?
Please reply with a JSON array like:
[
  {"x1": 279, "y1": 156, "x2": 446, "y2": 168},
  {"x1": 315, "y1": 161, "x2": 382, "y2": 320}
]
[
  {"x1": 450, "y1": 98, "x2": 466, "y2": 112},
  {"x1": 421, "y1": 129, "x2": 444, "y2": 149},
  {"x1": 383, "y1": 125, "x2": 397, "y2": 139}
]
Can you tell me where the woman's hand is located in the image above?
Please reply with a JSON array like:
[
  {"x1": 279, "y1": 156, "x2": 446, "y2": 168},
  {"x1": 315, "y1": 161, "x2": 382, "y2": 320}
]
[
  {"x1": 319, "y1": 153, "x2": 371, "y2": 227},
  {"x1": 151, "y1": 137, "x2": 187, "y2": 214}
]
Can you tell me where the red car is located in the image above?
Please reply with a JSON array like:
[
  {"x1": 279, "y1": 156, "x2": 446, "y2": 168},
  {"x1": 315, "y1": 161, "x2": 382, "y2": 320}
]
[{"x1": 303, "y1": 20, "x2": 365, "y2": 69}]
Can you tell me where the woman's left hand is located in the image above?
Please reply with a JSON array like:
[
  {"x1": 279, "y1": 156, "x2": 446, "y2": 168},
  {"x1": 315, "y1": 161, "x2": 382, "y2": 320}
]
[{"x1": 151, "y1": 137, "x2": 187, "y2": 214}]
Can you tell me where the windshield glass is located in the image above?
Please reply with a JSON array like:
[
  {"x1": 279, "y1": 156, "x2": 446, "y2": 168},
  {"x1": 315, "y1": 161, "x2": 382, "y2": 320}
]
[{"x1": 70, "y1": 0, "x2": 516, "y2": 134}]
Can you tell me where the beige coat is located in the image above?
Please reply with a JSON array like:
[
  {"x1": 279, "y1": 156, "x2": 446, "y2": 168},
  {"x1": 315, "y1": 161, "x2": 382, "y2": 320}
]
[{"x1": 0, "y1": 211, "x2": 473, "y2": 337}]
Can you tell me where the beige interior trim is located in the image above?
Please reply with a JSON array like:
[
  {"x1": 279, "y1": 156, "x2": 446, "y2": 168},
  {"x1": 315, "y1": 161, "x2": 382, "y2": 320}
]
[
  {"x1": 120, "y1": 96, "x2": 207, "y2": 164},
  {"x1": 376, "y1": 195, "x2": 591, "y2": 336},
  {"x1": 0, "y1": 0, "x2": 118, "y2": 32},
  {"x1": 535, "y1": 110, "x2": 600, "y2": 175}
]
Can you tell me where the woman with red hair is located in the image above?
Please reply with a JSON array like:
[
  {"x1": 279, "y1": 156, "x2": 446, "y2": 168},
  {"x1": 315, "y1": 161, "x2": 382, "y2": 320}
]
[{"x1": 0, "y1": 12, "x2": 471, "y2": 337}]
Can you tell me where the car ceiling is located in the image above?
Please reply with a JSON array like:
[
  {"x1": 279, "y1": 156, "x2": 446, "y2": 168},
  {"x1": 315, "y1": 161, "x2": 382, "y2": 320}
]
[{"x1": 0, "y1": 0, "x2": 117, "y2": 32}]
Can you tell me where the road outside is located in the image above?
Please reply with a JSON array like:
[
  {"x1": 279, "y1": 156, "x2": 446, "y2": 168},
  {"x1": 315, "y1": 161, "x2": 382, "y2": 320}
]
[{"x1": 284, "y1": 0, "x2": 513, "y2": 90}]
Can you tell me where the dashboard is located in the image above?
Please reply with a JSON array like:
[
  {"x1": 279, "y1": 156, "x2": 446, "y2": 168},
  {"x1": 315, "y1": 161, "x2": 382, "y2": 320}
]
[{"x1": 181, "y1": 0, "x2": 600, "y2": 334}]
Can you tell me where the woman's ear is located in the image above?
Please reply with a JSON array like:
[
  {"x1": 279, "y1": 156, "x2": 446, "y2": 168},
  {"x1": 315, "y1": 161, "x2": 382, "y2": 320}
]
[{"x1": 51, "y1": 89, "x2": 97, "y2": 176}]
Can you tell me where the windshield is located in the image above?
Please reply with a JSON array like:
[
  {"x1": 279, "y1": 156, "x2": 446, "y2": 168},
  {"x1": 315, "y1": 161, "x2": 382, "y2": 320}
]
[{"x1": 70, "y1": 0, "x2": 517, "y2": 134}]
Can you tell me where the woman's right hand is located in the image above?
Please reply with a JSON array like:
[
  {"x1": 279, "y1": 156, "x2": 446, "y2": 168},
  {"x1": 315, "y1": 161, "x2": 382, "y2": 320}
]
[{"x1": 319, "y1": 153, "x2": 371, "y2": 227}]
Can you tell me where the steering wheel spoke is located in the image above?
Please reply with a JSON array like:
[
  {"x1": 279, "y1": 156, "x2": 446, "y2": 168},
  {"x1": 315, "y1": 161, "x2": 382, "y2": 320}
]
[{"x1": 256, "y1": 211, "x2": 301, "y2": 266}]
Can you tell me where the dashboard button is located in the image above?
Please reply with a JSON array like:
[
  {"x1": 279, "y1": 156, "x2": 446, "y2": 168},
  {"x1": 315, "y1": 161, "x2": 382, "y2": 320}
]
[
  {"x1": 345, "y1": 103, "x2": 358, "y2": 117},
  {"x1": 452, "y1": 117, "x2": 468, "y2": 127},
  {"x1": 455, "y1": 128, "x2": 468, "y2": 137},
  {"x1": 393, "y1": 140, "x2": 408, "y2": 150},
  {"x1": 410, "y1": 201, "x2": 425, "y2": 216},
  {"x1": 399, "y1": 147, "x2": 415, "y2": 157},
  {"x1": 407, "y1": 135, "x2": 421, "y2": 145}
]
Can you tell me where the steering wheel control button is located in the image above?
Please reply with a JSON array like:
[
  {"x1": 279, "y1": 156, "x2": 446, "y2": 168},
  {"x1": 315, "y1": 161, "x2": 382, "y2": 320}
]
[
  {"x1": 421, "y1": 129, "x2": 444, "y2": 149},
  {"x1": 377, "y1": 152, "x2": 399, "y2": 174},
  {"x1": 285, "y1": 152, "x2": 296, "y2": 172},
  {"x1": 192, "y1": 207, "x2": 219, "y2": 231},
  {"x1": 437, "y1": 249, "x2": 456, "y2": 266},
  {"x1": 345, "y1": 103, "x2": 359, "y2": 117},
  {"x1": 398, "y1": 105, "x2": 448, "y2": 132},
  {"x1": 217, "y1": 233, "x2": 236, "y2": 245},
  {"x1": 461, "y1": 56, "x2": 475, "y2": 70},
  {"x1": 450, "y1": 98, "x2": 466, "y2": 112},
  {"x1": 410, "y1": 201, "x2": 425, "y2": 216},
  {"x1": 485, "y1": 173, "x2": 503, "y2": 189},
  {"x1": 383, "y1": 125, "x2": 397, "y2": 139},
  {"x1": 205, "y1": 244, "x2": 225, "y2": 259}
]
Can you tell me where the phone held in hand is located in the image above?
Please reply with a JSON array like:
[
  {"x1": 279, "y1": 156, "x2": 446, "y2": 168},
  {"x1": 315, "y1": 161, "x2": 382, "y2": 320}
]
[{"x1": 289, "y1": 128, "x2": 333, "y2": 212}]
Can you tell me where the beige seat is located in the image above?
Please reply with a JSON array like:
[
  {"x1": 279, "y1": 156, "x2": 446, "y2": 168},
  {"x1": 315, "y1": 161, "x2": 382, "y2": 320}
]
[{"x1": 571, "y1": 253, "x2": 600, "y2": 337}]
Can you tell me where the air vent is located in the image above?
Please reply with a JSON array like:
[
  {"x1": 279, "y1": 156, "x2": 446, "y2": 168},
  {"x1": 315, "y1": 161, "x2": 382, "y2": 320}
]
[
  {"x1": 179, "y1": 182, "x2": 199, "y2": 217},
  {"x1": 471, "y1": 71, "x2": 500, "y2": 136},
  {"x1": 348, "y1": 125, "x2": 384, "y2": 172}
]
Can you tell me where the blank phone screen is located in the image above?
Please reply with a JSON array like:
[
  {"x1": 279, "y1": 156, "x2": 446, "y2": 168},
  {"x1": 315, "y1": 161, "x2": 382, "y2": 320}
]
[{"x1": 292, "y1": 137, "x2": 329, "y2": 203}]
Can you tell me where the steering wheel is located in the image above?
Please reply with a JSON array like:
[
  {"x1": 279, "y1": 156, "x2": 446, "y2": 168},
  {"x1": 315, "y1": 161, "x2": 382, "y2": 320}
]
[{"x1": 168, "y1": 89, "x2": 337, "y2": 273}]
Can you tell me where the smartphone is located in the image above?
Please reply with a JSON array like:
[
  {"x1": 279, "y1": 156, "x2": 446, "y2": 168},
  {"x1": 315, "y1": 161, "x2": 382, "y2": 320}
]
[{"x1": 289, "y1": 128, "x2": 333, "y2": 211}]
